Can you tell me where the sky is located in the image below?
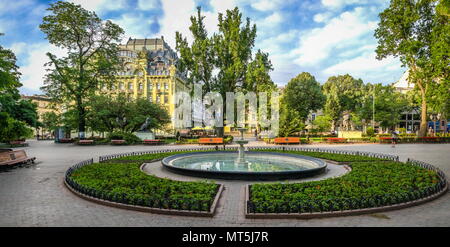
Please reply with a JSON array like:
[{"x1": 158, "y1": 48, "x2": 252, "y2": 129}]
[{"x1": 0, "y1": 0, "x2": 406, "y2": 95}]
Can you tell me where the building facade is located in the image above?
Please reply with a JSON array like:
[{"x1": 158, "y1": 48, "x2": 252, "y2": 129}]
[{"x1": 105, "y1": 37, "x2": 191, "y2": 131}]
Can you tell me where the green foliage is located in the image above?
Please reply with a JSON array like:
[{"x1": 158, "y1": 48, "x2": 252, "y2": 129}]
[
  {"x1": 0, "y1": 112, "x2": 33, "y2": 142},
  {"x1": 250, "y1": 161, "x2": 439, "y2": 213},
  {"x1": 356, "y1": 83, "x2": 408, "y2": 129},
  {"x1": 323, "y1": 74, "x2": 364, "y2": 129},
  {"x1": 374, "y1": 0, "x2": 445, "y2": 136},
  {"x1": 107, "y1": 131, "x2": 141, "y2": 144},
  {"x1": 69, "y1": 162, "x2": 218, "y2": 211},
  {"x1": 279, "y1": 102, "x2": 305, "y2": 137},
  {"x1": 312, "y1": 115, "x2": 332, "y2": 133},
  {"x1": 86, "y1": 94, "x2": 171, "y2": 133},
  {"x1": 39, "y1": 1, "x2": 124, "y2": 137},
  {"x1": 366, "y1": 127, "x2": 375, "y2": 137},
  {"x1": 41, "y1": 112, "x2": 60, "y2": 131},
  {"x1": 283, "y1": 72, "x2": 325, "y2": 121},
  {"x1": 0, "y1": 33, "x2": 21, "y2": 91}
]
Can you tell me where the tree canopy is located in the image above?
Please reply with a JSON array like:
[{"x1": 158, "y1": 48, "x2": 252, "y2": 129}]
[{"x1": 39, "y1": 1, "x2": 124, "y2": 138}]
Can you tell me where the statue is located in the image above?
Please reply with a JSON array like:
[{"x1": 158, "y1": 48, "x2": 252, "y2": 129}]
[{"x1": 139, "y1": 117, "x2": 152, "y2": 132}]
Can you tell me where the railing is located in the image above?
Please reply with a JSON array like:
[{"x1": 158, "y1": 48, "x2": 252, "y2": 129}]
[
  {"x1": 246, "y1": 158, "x2": 448, "y2": 214},
  {"x1": 64, "y1": 157, "x2": 216, "y2": 212}
]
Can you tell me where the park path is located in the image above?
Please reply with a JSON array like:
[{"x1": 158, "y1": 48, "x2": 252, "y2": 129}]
[{"x1": 0, "y1": 140, "x2": 449, "y2": 226}]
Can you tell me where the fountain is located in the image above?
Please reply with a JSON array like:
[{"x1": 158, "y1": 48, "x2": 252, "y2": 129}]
[
  {"x1": 161, "y1": 128, "x2": 327, "y2": 180},
  {"x1": 235, "y1": 127, "x2": 248, "y2": 163}
]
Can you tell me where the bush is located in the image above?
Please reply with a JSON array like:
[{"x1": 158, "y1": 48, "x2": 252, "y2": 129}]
[
  {"x1": 107, "y1": 131, "x2": 141, "y2": 144},
  {"x1": 69, "y1": 162, "x2": 218, "y2": 211},
  {"x1": 249, "y1": 161, "x2": 440, "y2": 213},
  {"x1": 366, "y1": 127, "x2": 375, "y2": 137},
  {"x1": 224, "y1": 135, "x2": 233, "y2": 144}
]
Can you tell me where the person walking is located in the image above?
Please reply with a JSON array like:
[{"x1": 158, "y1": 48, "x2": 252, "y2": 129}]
[{"x1": 391, "y1": 129, "x2": 398, "y2": 148}]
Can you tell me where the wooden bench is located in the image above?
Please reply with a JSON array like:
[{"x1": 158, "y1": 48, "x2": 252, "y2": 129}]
[
  {"x1": 274, "y1": 137, "x2": 300, "y2": 144},
  {"x1": 59, "y1": 138, "x2": 73, "y2": 143},
  {"x1": 327, "y1": 138, "x2": 347, "y2": 143},
  {"x1": 110, "y1": 139, "x2": 126, "y2": 145},
  {"x1": 143, "y1": 139, "x2": 164, "y2": 145},
  {"x1": 77, "y1": 140, "x2": 94, "y2": 145},
  {"x1": 198, "y1": 138, "x2": 224, "y2": 144},
  {"x1": 0, "y1": 149, "x2": 36, "y2": 167},
  {"x1": 9, "y1": 141, "x2": 28, "y2": 147}
]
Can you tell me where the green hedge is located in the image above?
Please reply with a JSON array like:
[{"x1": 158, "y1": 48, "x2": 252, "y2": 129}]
[
  {"x1": 69, "y1": 162, "x2": 218, "y2": 211},
  {"x1": 249, "y1": 161, "x2": 440, "y2": 213}
]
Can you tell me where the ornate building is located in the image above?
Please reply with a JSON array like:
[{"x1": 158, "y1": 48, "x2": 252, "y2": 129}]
[{"x1": 105, "y1": 37, "x2": 190, "y2": 130}]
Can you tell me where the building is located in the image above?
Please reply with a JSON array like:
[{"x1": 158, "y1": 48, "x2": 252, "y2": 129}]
[
  {"x1": 105, "y1": 37, "x2": 191, "y2": 132},
  {"x1": 21, "y1": 95, "x2": 61, "y2": 138}
]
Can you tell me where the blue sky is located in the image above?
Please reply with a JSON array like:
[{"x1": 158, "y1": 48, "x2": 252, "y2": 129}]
[{"x1": 0, "y1": 0, "x2": 406, "y2": 95}]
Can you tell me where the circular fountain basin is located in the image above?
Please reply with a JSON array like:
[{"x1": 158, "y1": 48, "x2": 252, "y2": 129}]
[{"x1": 161, "y1": 151, "x2": 327, "y2": 180}]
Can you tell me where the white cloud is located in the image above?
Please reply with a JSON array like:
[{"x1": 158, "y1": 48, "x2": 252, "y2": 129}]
[
  {"x1": 313, "y1": 12, "x2": 332, "y2": 23},
  {"x1": 111, "y1": 13, "x2": 156, "y2": 39},
  {"x1": 17, "y1": 43, "x2": 66, "y2": 92},
  {"x1": 292, "y1": 7, "x2": 377, "y2": 66},
  {"x1": 323, "y1": 52, "x2": 402, "y2": 83},
  {"x1": 70, "y1": 0, "x2": 127, "y2": 14},
  {"x1": 321, "y1": 0, "x2": 365, "y2": 9},
  {"x1": 137, "y1": 0, "x2": 159, "y2": 11}
]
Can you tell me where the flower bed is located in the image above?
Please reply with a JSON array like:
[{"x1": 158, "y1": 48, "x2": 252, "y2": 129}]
[
  {"x1": 66, "y1": 161, "x2": 219, "y2": 212},
  {"x1": 247, "y1": 161, "x2": 445, "y2": 214}
]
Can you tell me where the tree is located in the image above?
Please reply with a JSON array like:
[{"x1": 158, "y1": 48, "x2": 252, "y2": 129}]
[
  {"x1": 279, "y1": 102, "x2": 305, "y2": 137},
  {"x1": 0, "y1": 112, "x2": 33, "y2": 143},
  {"x1": 312, "y1": 115, "x2": 333, "y2": 133},
  {"x1": 39, "y1": 1, "x2": 124, "y2": 138},
  {"x1": 283, "y1": 72, "x2": 325, "y2": 121},
  {"x1": 0, "y1": 33, "x2": 21, "y2": 92},
  {"x1": 86, "y1": 94, "x2": 171, "y2": 133},
  {"x1": 42, "y1": 112, "x2": 61, "y2": 131},
  {"x1": 357, "y1": 83, "x2": 408, "y2": 130},
  {"x1": 323, "y1": 74, "x2": 364, "y2": 130},
  {"x1": 374, "y1": 0, "x2": 447, "y2": 136},
  {"x1": 176, "y1": 7, "x2": 215, "y2": 94}
]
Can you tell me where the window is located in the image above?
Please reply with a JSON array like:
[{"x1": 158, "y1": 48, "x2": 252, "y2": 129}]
[
  {"x1": 119, "y1": 82, "x2": 124, "y2": 90},
  {"x1": 148, "y1": 95, "x2": 152, "y2": 102},
  {"x1": 164, "y1": 83, "x2": 168, "y2": 90},
  {"x1": 157, "y1": 83, "x2": 161, "y2": 90},
  {"x1": 149, "y1": 83, "x2": 153, "y2": 90},
  {"x1": 128, "y1": 83, "x2": 133, "y2": 90},
  {"x1": 156, "y1": 95, "x2": 160, "y2": 103},
  {"x1": 139, "y1": 83, "x2": 143, "y2": 90},
  {"x1": 164, "y1": 95, "x2": 168, "y2": 103}
]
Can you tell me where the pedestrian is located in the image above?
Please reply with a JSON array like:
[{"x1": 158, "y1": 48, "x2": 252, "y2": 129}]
[{"x1": 391, "y1": 129, "x2": 398, "y2": 148}]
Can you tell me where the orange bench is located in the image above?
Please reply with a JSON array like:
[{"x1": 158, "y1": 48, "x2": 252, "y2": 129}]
[
  {"x1": 143, "y1": 139, "x2": 164, "y2": 145},
  {"x1": 327, "y1": 138, "x2": 347, "y2": 143},
  {"x1": 274, "y1": 137, "x2": 300, "y2": 144},
  {"x1": 198, "y1": 138, "x2": 223, "y2": 144},
  {"x1": 0, "y1": 149, "x2": 36, "y2": 167}
]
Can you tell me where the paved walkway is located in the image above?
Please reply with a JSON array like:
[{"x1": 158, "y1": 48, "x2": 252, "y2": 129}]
[{"x1": 0, "y1": 140, "x2": 449, "y2": 226}]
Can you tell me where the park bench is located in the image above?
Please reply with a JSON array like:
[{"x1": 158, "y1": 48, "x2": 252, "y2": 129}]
[
  {"x1": 327, "y1": 138, "x2": 347, "y2": 143},
  {"x1": 110, "y1": 139, "x2": 126, "y2": 145},
  {"x1": 59, "y1": 138, "x2": 73, "y2": 143},
  {"x1": 198, "y1": 138, "x2": 224, "y2": 145},
  {"x1": 77, "y1": 140, "x2": 94, "y2": 145},
  {"x1": 143, "y1": 139, "x2": 164, "y2": 145},
  {"x1": 274, "y1": 137, "x2": 300, "y2": 145},
  {"x1": 9, "y1": 140, "x2": 28, "y2": 147},
  {"x1": 0, "y1": 149, "x2": 35, "y2": 167}
]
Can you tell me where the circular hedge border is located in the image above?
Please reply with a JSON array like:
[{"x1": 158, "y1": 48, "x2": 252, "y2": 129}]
[
  {"x1": 64, "y1": 157, "x2": 224, "y2": 217},
  {"x1": 65, "y1": 146, "x2": 448, "y2": 218}
]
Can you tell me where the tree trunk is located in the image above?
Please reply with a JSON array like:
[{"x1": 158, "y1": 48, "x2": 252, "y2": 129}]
[
  {"x1": 77, "y1": 97, "x2": 86, "y2": 139},
  {"x1": 419, "y1": 91, "x2": 428, "y2": 137}
]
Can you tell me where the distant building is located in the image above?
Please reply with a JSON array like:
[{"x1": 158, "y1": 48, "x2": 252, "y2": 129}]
[
  {"x1": 21, "y1": 94, "x2": 61, "y2": 138},
  {"x1": 104, "y1": 37, "x2": 191, "y2": 132}
]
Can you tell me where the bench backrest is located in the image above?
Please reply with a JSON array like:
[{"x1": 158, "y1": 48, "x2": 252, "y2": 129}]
[
  {"x1": 198, "y1": 138, "x2": 223, "y2": 144},
  {"x1": 274, "y1": 137, "x2": 300, "y2": 143}
]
